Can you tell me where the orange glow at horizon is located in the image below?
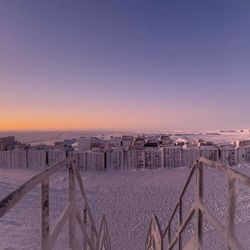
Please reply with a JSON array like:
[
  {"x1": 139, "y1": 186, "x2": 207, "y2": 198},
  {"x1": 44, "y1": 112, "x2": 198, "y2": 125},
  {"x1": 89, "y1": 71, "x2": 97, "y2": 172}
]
[
  {"x1": 0, "y1": 82, "x2": 233, "y2": 132},
  {"x1": 0, "y1": 109, "x2": 206, "y2": 131},
  {"x1": 0, "y1": 115, "x2": 126, "y2": 131},
  {"x1": 0, "y1": 105, "x2": 186, "y2": 131},
  {"x1": 0, "y1": 112, "x2": 152, "y2": 131}
]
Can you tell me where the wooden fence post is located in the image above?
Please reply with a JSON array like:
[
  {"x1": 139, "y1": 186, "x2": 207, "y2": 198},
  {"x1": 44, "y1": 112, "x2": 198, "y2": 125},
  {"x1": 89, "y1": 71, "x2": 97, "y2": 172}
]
[
  {"x1": 83, "y1": 206, "x2": 87, "y2": 250},
  {"x1": 168, "y1": 224, "x2": 171, "y2": 247},
  {"x1": 41, "y1": 176, "x2": 50, "y2": 250},
  {"x1": 227, "y1": 177, "x2": 236, "y2": 250},
  {"x1": 195, "y1": 161, "x2": 203, "y2": 250},
  {"x1": 68, "y1": 161, "x2": 76, "y2": 249},
  {"x1": 145, "y1": 215, "x2": 162, "y2": 250},
  {"x1": 91, "y1": 224, "x2": 96, "y2": 249},
  {"x1": 178, "y1": 200, "x2": 182, "y2": 250}
]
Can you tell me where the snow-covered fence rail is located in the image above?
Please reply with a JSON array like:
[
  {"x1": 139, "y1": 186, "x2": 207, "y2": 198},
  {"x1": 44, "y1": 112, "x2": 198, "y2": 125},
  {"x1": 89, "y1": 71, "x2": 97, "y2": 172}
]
[
  {"x1": 0, "y1": 157, "x2": 111, "y2": 250},
  {"x1": 146, "y1": 157, "x2": 250, "y2": 250},
  {"x1": 146, "y1": 215, "x2": 162, "y2": 250}
]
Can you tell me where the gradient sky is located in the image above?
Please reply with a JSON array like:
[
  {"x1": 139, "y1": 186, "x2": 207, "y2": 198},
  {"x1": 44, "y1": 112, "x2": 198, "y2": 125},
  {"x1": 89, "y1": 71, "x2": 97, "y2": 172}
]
[{"x1": 0, "y1": 0, "x2": 250, "y2": 131}]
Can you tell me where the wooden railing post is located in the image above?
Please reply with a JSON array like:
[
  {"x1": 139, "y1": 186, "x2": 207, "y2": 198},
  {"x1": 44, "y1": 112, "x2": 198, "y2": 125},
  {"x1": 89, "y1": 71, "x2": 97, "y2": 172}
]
[
  {"x1": 41, "y1": 176, "x2": 49, "y2": 250},
  {"x1": 195, "y1": 161, "x2": 203, "y2": 250},
  {"x1": 227, "y1": 177, "x2": 236, "y2": 250},
  {"x1": 1, "y1": 156, "x2": 112, "y2": 250},
  {"x1": 68, "y1": 161, "x2": 76, "y2": 249},
  {"x1": 83, "y1": 207, "x2": 87, "y2": 225},
  {"x1": 91, "y1": 224, "x2": 96, "y2": 249},
  {"x1": 145, "y1": 215, "x2": 162, "y2": 250},
  {"x1": 178, "y1": 200, "x2": 182, "y2": 250},
  {"x1": 149, "y1": 158, "x2": 250, "y2": 250},
  {"x1": 83, "y1": 206, "x2": 87, "y2": 250},
  {"x1": 83, "y1": 199, "x2": 87, "y2": 249},
  {"x1": 168, "y1": 224, "x2": 171, "y2": 247}
]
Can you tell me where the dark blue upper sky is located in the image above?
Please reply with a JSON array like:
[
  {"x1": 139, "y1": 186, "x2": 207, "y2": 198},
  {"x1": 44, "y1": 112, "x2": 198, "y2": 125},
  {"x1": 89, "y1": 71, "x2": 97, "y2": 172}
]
[{"x1": 0, "y1": 0, "x2": 250, "y2": 131}]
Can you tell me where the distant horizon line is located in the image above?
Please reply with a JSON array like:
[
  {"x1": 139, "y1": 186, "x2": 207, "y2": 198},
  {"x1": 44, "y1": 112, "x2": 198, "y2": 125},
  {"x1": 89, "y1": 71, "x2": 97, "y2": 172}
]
[{"x1": 0, "y1": 127, "x2": 249, "y2": 134}]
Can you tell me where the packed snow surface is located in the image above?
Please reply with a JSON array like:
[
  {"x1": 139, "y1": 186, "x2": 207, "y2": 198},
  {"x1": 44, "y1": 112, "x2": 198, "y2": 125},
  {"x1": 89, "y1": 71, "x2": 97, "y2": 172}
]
[{"x1": 1, "y1": 166, "x2": 250, "y2": 249}]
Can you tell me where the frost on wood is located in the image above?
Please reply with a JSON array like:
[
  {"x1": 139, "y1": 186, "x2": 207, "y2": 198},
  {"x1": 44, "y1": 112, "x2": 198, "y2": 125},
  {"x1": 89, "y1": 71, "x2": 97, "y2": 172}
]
[
  {"x1": 146, "y1": 214, "x2": 162, "y2": 250},
  {"x1": 0, "y1": 157, "x2": 111, "y2": 250},
  {"x1": 145, "y1": 157, "x2": 249, "y2": 250},
  {"x1": 1, "y1": 157, "x2": 250, "y2": 249}
]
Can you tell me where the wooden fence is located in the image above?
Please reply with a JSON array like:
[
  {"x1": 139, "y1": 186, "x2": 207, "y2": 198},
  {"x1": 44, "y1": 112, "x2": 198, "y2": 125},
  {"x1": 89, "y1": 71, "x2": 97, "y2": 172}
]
[
  {"x1": 145, "y1": 157, "x2": 250, "y2": 250},
  {"x1": 0, "y1": 157, "x2": 111, "y2": 250}
]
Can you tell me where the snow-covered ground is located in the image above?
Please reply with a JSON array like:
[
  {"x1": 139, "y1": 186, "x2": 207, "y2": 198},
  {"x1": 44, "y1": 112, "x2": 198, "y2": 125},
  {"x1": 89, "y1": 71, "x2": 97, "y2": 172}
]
[{"x1": 1, "y1": 165, "x2": 250, "y2": 249}]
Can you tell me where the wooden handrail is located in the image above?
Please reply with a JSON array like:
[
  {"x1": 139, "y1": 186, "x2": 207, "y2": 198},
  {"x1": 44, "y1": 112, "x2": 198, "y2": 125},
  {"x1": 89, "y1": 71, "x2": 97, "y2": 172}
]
[
  {"x1": 98, "y1": 215, "x2": 112, "y2": 250},
  {"x1": 0, "y1": 157, "x2": 71, "y2": 218},
  {"x1": 199, "y1": 157, "x2": 250, "y2": 187},
  {"x1": 73, "y1": 165, "x2": 99, "y2": 238},
  {"x1": 163, "y1": 162, "x2": 197, "y2": 238},
  {"x1": 0, "y1": 156, "x2": 111, "y2": 250},
  {"x1": 146, "y1": 214, "x2": 162, "y2": 250},
  {"x1": 146, "y1": 157, "x2": 250, "y2": 250}
]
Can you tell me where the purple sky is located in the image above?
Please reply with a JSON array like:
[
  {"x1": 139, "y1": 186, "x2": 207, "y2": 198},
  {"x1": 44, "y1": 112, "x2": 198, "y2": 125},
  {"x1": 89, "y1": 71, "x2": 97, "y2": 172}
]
[{"x1": 0, "y1": 1, "x2": 250, "y2": 131}]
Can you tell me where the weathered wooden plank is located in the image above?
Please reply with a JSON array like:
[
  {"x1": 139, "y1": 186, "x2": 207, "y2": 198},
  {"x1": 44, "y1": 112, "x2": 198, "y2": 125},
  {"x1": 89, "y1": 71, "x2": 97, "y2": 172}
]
[
  {"x1": 0, "y1": 157, "x2": 71, "y2": 218},
  {"x1": 167, "y1": 225, "x2": 171, "y2": 246},
  {"x1": 199, "y1": 202, "x2": 243, "y2": 250},
  {"x1": 198, "y1": 202, "x2": 225, "y2": 235},
  {"x1": 183, "y1": 236, "x2": 195, "y2": 250},
  {"x1": 167, "y1": 206, "x2": 195, "y2": 250},
  {"x1": 68, "y1": 164, "x2": 76, "y2": 249},
  {"x1": 83, "y1": 207, "x2": 88, "y2": 250},
  {"x1": 178, "y1": 199, "x2": 182, "y2": 250},
  {"x1": 163, "y1": 162, "x2": 197, "y2": 238},
  {"x1": 0, "y1": 156, "x2": 111, "y2": 250},
  {"x1": 41, "y1": 177, "x2": 50, "y2": 250},
  {"x1": 91, "y1": 224, "x2": 97, "y2": 249},
  {"x1": 200, "y1": 157, "x2": 250, "y2": 187},
  {"x1": 76, "y1": 210, "x2": 94, "y2": 249},
  {"x1": 194, "y1": 163, "x2": 203, "y2": 250},
  {"x1": 149, "y1": 157, "x2": 250, "y2": 250},
  {"x1": 73, "y1": 165, "x2": 98, "y2": 237},
  {"x1": 47, "y1": 204, "x2": 71, "y2": 249},
  {"x1": 98, "y1": 215, "x2": 111, "y2": 250},
  {"x1": 227, "y1": 177, "x2": 236, "y2": 250}
]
